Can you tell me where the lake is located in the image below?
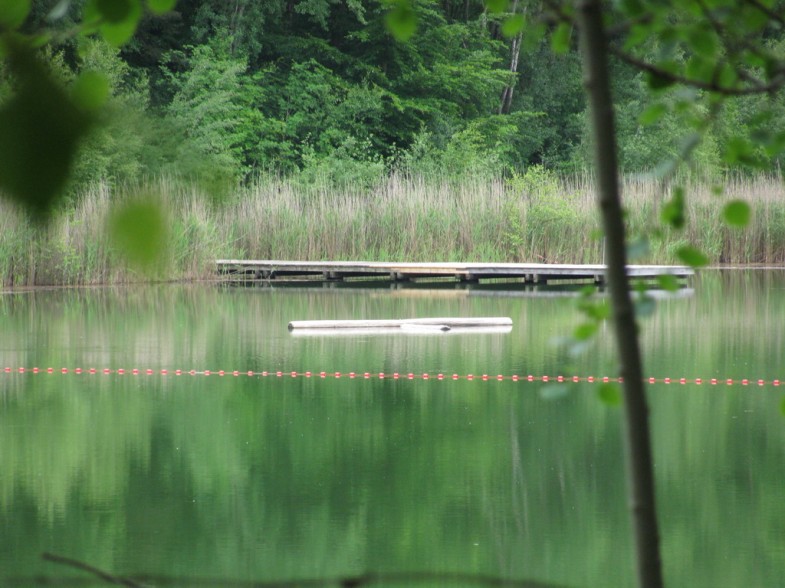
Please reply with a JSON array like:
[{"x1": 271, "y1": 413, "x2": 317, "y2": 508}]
[{"x1": 1, "y1": 271, "x2": 784, "y2": 587}]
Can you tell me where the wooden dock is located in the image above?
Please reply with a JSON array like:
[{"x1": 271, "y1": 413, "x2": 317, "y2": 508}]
[{"x1": 216, "y1": 260, "x2": 694, "y2": 285}]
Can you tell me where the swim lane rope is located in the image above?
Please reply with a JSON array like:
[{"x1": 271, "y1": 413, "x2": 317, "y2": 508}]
[{"x1": 1, "y1": 366, "x2": 782, "y2": 386}]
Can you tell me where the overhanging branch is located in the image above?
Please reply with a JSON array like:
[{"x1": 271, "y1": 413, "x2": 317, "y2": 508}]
[
  {"x1": 743, "y1": 0, "x2": 785, "y2": 28},
  {"x1": 608, "y1": 45, "x2": 785, "y2": 96}
]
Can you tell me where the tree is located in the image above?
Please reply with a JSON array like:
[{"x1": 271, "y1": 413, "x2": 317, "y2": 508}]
[
  {"x1": 161, "y1": 38, "x2": 250, "y2": 181},
  {"x1": 384, "y1": 1, "x2": 785, "y2": 587},
  {"x1": 543, "y1": 1, "x2": 785, "y2": 586},
  {"x1": 573, "y1": 3, "x2": 663, "y2": 585}
]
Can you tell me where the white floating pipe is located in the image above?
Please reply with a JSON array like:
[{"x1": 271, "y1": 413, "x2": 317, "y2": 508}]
[
  {"x1": 289, "y1": 325, "x2": 513, "y2": 337},
  {"x1": 288, "y1": 317, "x2": 513, "y2": 330}
]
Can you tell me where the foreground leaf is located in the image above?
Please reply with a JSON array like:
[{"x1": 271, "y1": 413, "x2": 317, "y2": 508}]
[
  {"x1": 723, "y1": 200, "x2": 751, "y2": 228},
  {"x1": 676, "y1": 245, "x2": 709, "y2": 268},
  {"x1": 84, "y1": 0, "x2": 142, "y2": 46},
  {"x1": 95, "y1": 0, "x2": 134, "y2": 23},
  {"x1": 597, "y1": 383, "x2": 622, "y2": 406},
  {"x1": 638, "y1": 103, "x2": 667, "y2": 126},
  {"x1": 108, "y1": 199, "x2": 168, "y2": 270},
  {"x1": 146, "y1": 0, "x2": 176, "y2": 14},
  {"x1": 71, "y1": 71, "x2": 110, "y2": 111},
  {"x1": 574, "y1": 321, "x2": 598, "y2": 341},
  {"x1": 501, "y1": 14, "x2": 525, "y2": 37},
  {"x1": 385, "y1": 0, "x2": 417, "y2": 42},
  {"x1": 661, "y1": 186, "x2": 685, "y2": 229},
  {"x1": 551, "y1": 22, "x2": 571, "y2": 54},
  {"x1": 656, "y1": 274, "x2": 680, "y2": 292},
  {"x1": 485, "y1": 0, "x2": 509, "y2": 13},
  {"x1": 0, "y1": 40, "x2": 93, "y2": 221},
  {"x1": 0, "y1": 0, "x2": 30, "y2": 29}
]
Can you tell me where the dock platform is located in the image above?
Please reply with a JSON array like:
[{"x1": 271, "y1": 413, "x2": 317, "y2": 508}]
[{"x1": 216, "y1": 260, "x2": 694, "y2": 285}]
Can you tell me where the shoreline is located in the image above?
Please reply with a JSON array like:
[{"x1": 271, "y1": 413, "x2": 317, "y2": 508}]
[{"x1": 1, "y1": 264, "x2": 782, "y2": 294}]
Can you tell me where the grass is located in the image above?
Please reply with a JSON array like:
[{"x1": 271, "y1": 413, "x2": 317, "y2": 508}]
[{"x1": 1, "y1": 170, "x2": 784, "y2": 287}]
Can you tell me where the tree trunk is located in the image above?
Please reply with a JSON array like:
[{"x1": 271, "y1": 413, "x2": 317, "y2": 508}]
[
  {"x1": 499, "y1": 32, "x2": 522, "y2": 114},
  {"x1": 229, "y1": 0, "x2": 246, "y2": 56},
  {"x1": 499, "y1": 0, "x2": 523, "y2": 114},
  {"x1": 574, "y1": 1, "x2": 664, "y2": 587}
]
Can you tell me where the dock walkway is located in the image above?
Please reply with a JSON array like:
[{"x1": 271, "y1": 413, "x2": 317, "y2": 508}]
[{"x1": 216, "y1": 260, "x2": 693, "y2": 285}]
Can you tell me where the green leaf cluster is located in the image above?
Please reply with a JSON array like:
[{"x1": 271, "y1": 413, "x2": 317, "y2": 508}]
[
  {"x1": 0, "y1": 38, "x2": 94, "y2": 221},
  {"x1": 0, "y1": 0, "x2": 167, "y2": 225}
]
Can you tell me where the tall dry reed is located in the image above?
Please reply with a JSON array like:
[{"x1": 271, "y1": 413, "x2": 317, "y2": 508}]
[{"x1": 1, "y1": 172, "x2": 784, "y2": 288}]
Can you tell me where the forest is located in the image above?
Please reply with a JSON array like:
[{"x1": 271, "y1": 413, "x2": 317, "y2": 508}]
[
  {"x1": 3, "y1": 0, "x2": 785, "y2": 286},
  {"x1": 8, "y1": 0, "x2": 785, "y2": 188}
]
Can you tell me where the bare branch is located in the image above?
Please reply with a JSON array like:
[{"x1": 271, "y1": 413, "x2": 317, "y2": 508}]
[
  {"x1": 743, "y1": 0, "x2": 785, "y2": 28},
  {"x1": 41, "y1": 553, "x2": 145, "y2": 588},
  {"x1": 606, "y1": 13, "x2": 655, "y2": 38},
  {"x1": 608, "y1": 45, "x2": 785, "y2": 96},
  {"x1": 32, "y1": 557, "x2": 570, "y2": 588}
]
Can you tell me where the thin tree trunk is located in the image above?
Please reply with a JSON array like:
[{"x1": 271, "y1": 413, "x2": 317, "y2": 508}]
[
  {"x1": 499, "y1": 32, "x2": 522, "y2": 114},
  {"x1": 574, "y1": 1, "x2": 664, "y2": 587},
  {"x1": 229, "y1": 0, "x2": 246, "y2": 56},
  {"x1": 499, "y1": 0, "x2": 523, "y2": 114}
]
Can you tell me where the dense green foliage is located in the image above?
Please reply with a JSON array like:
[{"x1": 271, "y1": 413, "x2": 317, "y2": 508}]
[{"x1": 5, "y1": 0, "x2": 785, "y2": 195}]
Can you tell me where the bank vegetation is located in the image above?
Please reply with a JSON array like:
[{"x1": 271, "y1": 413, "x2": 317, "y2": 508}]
[{"x1": 2, "y1": 168, "x2": 784, "y2": 288}]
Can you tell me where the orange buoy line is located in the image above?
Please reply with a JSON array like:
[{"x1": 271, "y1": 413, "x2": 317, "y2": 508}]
[{"x1": 1, "y1": 367, "x2": 782, "y2": 386}]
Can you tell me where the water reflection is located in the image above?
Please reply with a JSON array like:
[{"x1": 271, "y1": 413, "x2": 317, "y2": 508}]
[{"x1": 0, "y1": 271, "x2": 784, "y2": 587}]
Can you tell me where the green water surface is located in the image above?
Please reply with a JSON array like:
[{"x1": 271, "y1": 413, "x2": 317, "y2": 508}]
[{"x1": 1, "y1": 271, "x2": 784, "y2": 587}]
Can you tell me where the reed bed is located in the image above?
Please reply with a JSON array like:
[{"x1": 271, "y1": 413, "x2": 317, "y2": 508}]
[{"x1": 1, "y1": 172, "x2": 784, "y2": 287}]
